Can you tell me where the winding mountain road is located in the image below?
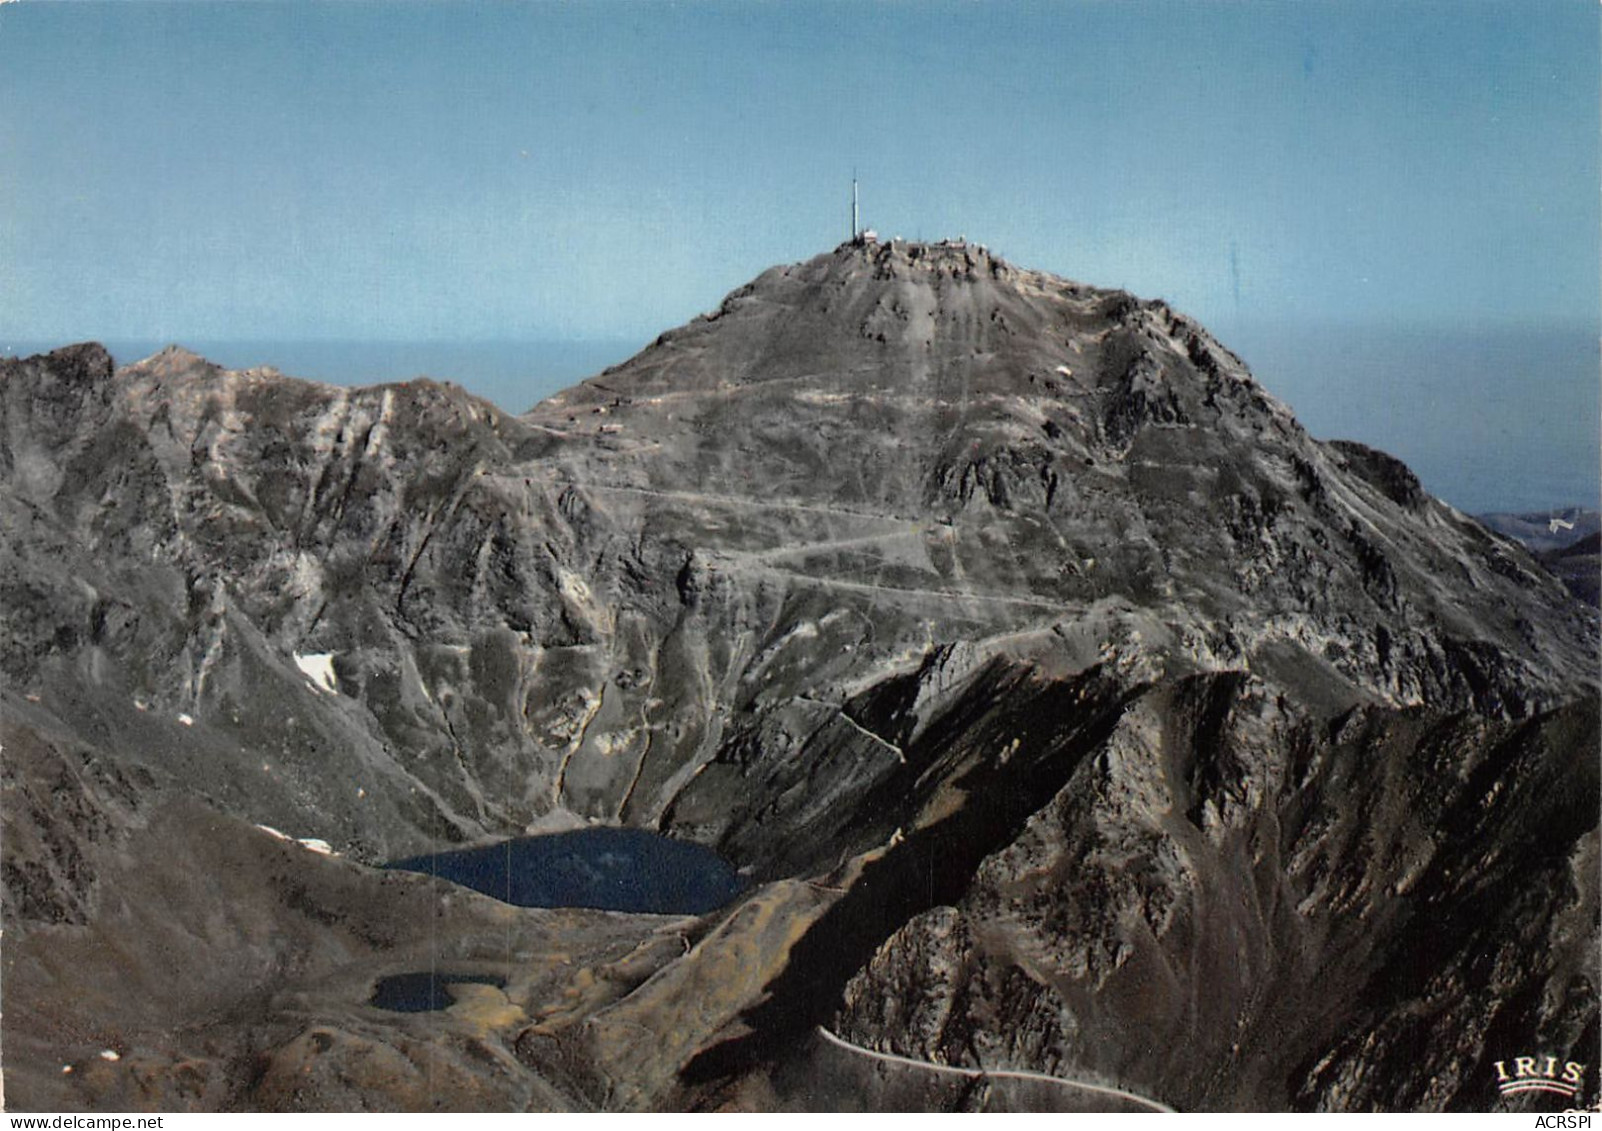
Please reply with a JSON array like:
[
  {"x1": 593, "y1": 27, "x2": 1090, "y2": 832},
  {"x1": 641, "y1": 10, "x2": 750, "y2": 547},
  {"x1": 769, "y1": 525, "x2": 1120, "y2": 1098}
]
[{"x1": 815, "y1": 1025, "x2": 1175, "y2": 1113}]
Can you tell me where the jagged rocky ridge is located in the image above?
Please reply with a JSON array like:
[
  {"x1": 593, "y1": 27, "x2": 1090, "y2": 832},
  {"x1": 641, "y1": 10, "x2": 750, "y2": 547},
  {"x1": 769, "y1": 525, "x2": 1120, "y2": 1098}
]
[{"x1": 1, "y1": 238, "x2": 1596, "y2": 1111}]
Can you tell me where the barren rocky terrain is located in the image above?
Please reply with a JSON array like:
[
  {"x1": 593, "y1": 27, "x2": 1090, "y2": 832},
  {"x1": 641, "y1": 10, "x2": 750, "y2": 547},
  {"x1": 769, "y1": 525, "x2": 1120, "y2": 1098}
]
[{"x1": 3, "y1": 239, "x2": 1596, "y2": 1111}]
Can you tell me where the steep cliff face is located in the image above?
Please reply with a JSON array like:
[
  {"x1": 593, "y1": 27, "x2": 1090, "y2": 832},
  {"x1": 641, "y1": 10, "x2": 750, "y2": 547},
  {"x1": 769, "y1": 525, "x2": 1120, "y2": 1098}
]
[
  {"x1": 1, "y1": 241, "x2": 1595, "y2": 1112},
  {"x1": 833, "y1": 681, "x2": 1598, "y2": 1111}
]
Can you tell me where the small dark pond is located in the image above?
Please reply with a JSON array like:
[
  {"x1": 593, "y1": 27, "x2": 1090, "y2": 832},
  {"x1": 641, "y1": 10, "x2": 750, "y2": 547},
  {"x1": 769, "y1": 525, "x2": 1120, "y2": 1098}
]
[
  {"x1": 383, "y1": 826, "x2": 746, "y2": 915},
  {"x1": 370, "y1": 971, "x2": 506, "y2": 1012}
]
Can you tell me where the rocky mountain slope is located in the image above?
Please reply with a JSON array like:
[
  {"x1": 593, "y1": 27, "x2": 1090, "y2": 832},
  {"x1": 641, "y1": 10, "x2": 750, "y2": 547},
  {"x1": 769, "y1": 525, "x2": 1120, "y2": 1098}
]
[
  {"x1": 1542, "y1": 533, "x2": 1602, "y2": 607},
  {"x1": 3, "y1": 238, "x2": 1596, "y2": 1111}
]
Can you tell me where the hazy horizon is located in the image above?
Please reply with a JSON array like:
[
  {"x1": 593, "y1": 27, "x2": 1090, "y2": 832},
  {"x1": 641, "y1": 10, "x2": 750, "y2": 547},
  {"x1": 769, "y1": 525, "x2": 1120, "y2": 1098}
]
[{"x1": 4, "y1": 0, "x2": 1596, "y2": 517}]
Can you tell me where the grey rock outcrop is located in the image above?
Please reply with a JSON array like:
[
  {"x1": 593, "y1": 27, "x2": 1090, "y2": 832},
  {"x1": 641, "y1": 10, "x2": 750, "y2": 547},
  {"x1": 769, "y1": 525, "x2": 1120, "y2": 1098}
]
[{"x1": 1, "y1": 241, "x2": 1595, "y2": 1111}]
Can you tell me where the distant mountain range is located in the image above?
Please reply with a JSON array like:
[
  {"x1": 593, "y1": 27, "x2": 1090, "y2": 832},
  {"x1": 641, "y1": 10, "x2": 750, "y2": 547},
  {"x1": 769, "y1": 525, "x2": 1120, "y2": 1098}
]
[
  {"x1": 1475, "y1": 509, "x2": 1598, "y2": 606},
  {"x1": 1475, "y1": 507, "x2": 1599, "y2": 555}
]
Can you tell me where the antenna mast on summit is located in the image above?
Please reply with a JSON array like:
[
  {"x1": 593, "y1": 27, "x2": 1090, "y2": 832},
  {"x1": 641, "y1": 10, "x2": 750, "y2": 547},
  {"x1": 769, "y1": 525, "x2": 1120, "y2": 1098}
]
[{"x1": 852, "y1": 174, "x2": 859, "y2": 241}]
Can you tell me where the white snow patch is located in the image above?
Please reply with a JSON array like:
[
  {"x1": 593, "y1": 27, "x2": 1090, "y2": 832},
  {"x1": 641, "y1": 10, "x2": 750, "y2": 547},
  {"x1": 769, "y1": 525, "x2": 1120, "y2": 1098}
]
[
  {"x1": 294, "y1": 652, "x2": 338, "y2": 694},
  {"x1": 1055, "y1": 365, "x2": 1073, "y2": 378},
  {"x1": 257, "y1": 824, "x2": 337, "y2": 856},
  {"x1": 99, "y1": 1050, "x2": 120, "y2": 1062},
  {"x1": 61, "y1": 1064, "x2": 73, "y2": 1075},
  {"x1": 133, "y1": 698, "x2": 148, "y2": 712},
  {"x1": 177, "y1": 713, "x2": 194, "y2": 727}
]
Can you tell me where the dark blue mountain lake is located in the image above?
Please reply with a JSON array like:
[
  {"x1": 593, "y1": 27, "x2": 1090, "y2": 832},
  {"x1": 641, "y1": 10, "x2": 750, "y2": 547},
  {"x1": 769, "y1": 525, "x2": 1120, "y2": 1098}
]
[
  {"x1": 370, "y1": 972, "x2": 506, "y2": 1013},
  {"x1": 383, "y1": 827, "x2": 746, "y2": 915}
]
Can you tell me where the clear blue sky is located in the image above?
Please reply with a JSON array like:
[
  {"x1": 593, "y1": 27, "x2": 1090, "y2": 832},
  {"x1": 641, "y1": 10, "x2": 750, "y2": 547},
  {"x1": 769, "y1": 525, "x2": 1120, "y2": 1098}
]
[{"x1": 1, "y1": 1, "x2": 1597, "y2": 510}]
